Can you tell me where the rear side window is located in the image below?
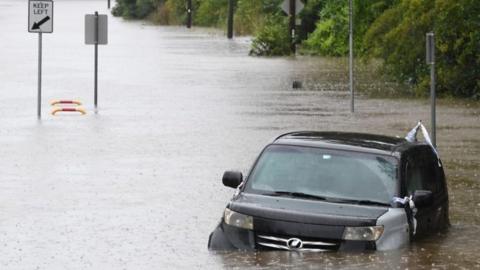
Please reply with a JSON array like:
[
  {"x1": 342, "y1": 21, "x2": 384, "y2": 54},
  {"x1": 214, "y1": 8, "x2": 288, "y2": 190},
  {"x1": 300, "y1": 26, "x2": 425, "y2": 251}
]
[{"x1": 405, "y1": 147, "x2": 442, "y2": 195}]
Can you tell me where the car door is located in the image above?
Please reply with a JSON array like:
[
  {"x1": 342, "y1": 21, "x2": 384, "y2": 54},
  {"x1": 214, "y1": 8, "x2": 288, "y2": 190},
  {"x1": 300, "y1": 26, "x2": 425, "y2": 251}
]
[{"x1": 404, "y1": 146, "x2": 440, "y2": 236}]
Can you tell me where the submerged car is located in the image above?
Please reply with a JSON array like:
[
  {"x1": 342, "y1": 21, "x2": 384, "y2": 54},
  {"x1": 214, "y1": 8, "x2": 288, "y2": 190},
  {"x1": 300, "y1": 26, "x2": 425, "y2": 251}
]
[{"x1": 208, "y1": 131, "x2": 449, "y2": 251}]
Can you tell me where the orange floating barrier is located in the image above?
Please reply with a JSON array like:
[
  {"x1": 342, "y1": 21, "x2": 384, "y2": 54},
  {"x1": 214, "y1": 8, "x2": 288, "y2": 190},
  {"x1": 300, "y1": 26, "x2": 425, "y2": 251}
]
[
  {"x1": 51, "y1": 107, "x2": 87, "y2": 115},
  {"x1": 50, "y1": 100, "x2": 83, "y2": 106}
]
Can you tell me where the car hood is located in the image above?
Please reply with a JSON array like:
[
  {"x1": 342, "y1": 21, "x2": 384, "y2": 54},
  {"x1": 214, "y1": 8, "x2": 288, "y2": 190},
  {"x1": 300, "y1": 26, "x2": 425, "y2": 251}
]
[{"x1": 228, "y1": 193, "x2": 388, "y2": 227}]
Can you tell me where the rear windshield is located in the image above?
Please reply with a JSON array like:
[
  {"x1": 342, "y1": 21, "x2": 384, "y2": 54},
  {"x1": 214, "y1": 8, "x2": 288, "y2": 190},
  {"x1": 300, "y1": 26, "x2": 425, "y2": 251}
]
[{"x1": 244, "y1": 144, "x2": 398, "y2": 204}]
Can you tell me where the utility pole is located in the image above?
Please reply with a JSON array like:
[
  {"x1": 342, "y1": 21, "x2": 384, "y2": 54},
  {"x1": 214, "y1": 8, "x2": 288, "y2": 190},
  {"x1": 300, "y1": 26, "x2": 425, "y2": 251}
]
[
  {"x1": 186, "y1": 0, "x2": 192, "y2": 28},
  {"x1": 349, "y1": 0, "x2": 354, "y2": 113},
  {"x1": 426, "y1": 32, "x2": 436, "y2": 147},
  {"x1": 227, "y1": 0, "x2": 234, "y2": 39},
  {"x1": 289, "y1": 0, "x2": 296, "y2": 54}
]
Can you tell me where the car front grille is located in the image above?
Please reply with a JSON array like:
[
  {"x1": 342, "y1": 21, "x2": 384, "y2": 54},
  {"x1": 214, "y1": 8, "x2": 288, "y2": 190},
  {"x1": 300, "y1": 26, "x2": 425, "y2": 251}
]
[{"x1": 256, "y1": 234, "x2": 340, "y2": 251}]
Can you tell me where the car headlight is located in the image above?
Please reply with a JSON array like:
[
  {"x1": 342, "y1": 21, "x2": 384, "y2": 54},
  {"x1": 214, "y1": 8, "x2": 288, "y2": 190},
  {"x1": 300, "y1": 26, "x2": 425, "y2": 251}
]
[
  {"x1": 223, "y1": 208, "x2": 253, "y2": 230},
  {"x1": 342, "y1": 226, "x2": 384, "y2": 241}
]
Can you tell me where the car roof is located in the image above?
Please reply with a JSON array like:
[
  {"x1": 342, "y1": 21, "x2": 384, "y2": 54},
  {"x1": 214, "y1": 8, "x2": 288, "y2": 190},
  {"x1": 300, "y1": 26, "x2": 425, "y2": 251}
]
[{"x1": 272, "y1": 131, "x2": 421, "y2": 157}]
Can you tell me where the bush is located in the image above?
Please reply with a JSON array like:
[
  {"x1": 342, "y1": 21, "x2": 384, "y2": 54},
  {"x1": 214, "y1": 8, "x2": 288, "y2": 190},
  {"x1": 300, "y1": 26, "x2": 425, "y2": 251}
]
[
  {"x1": 250, "y1": 15, "x2": 290, "y2": 56},
  {"x1": 150, "y1": 0, "x2": 183, "y2": 25},
  {"x1": 112, "y1": 0, "x2": 155, "y2": 19}
]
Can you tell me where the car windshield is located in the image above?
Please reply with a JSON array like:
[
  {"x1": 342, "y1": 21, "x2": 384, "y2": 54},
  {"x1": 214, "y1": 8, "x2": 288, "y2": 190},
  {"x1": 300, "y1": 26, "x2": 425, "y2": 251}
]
[{"x1": 244, "y1": 145, "x2": 398, "y2": 204}]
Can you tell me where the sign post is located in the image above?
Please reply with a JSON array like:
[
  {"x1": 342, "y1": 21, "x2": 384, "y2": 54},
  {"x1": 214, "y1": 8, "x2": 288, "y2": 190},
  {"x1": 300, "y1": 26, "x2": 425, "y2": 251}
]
[
  {"x1": 186, "y1": 0, "x2": 192, "y2": 28},
  {"x1": 289, "y1": 0, "x2": 296, "y2": 54},
  {"x1": 28, "y1": 0, "x2": 54, "y2": 118},
  {"x1": 38, "y1": 33, "x2": 42, "y2": 118},
  {"x1": 86, "y1": 12, "x2": 108, "y2": 113},
  {"x1": 426, "y1": 32, "x2": 436, "y2": 147},
  {"x1": 227, "y1": 0, "x2": 234, "y2": 39},
  {"x1": 281, "y1": 0, "x2": 304, "y2": 55},
  {"x1": 349, "y1": 0, "x2": 354, "y2": 113}
]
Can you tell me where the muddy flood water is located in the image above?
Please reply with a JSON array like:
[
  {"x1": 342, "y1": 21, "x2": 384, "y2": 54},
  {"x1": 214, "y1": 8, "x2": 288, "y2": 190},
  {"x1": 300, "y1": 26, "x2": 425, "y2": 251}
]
[{"x1": 0, "y1": 0, "x2": 479, "y2": 269}]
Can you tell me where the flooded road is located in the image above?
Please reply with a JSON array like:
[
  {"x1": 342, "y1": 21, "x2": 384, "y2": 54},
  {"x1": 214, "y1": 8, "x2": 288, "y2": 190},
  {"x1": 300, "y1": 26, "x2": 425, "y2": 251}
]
[{"x1": 0, "y1": 0, "x2": 479, "y2": 269}]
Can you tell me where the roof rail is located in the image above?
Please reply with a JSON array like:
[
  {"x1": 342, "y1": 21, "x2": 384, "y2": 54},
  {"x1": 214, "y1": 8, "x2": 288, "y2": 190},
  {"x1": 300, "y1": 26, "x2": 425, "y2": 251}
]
[
  {"x1": 273, "y1": 131, "x2": 299, "y2": 142},
  {"x1": 272, "y1": 131, "x2": 314, "y2": 142}
]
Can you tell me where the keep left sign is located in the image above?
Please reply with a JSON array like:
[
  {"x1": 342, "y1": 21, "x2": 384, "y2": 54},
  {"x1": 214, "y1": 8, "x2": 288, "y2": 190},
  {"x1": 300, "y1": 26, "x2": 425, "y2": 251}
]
[{"x1": 28, "y1": 0, "x2": 54, "y2": 33}]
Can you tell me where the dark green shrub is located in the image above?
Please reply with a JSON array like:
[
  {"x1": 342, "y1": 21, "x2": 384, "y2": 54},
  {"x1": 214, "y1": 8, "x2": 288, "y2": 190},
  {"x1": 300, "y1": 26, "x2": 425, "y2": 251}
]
[
  {"x1": 250, "y1": 15, "x2": 290, "y2": 56},
  {"x1": 112, "y1": 0, "x2": 155, "y2": 19},
  {"x1": 136, "y1": 0, "x2": 155, "y2": 18}
]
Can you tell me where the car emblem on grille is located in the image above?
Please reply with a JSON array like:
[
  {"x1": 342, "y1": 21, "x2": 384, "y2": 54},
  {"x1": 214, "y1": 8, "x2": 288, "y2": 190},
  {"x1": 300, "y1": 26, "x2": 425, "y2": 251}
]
[{"x1": 286, "y1": 238, "x2": 303, "y2": 250}]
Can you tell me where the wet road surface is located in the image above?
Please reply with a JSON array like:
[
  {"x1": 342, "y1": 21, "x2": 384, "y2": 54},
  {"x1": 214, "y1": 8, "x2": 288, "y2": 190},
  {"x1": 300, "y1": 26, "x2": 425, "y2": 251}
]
[{"x1": 0, "y1": 0, "x2": 479, "y2": 269}]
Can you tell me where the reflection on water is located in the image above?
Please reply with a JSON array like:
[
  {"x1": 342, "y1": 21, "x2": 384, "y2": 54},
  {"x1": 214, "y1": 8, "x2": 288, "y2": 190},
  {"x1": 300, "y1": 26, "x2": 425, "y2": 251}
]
[{"x1": 0, "y1": 0, "x2": 478, "y2": 269}]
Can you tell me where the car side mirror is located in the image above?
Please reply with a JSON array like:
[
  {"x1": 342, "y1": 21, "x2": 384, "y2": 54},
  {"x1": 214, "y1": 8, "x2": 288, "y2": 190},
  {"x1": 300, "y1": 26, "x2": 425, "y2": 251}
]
[
  {"x1": 412, "y1": 190, "x2": 433, "y2": 207},
  {"x1": 222, "y1": 171, "x2": 243, "y2": 189}
]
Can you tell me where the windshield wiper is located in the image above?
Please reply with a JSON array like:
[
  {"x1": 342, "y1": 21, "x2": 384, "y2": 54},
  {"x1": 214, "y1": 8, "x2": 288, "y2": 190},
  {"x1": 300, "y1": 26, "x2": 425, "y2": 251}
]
[
  {"x1": 330, "y1": 198, "x2": 391, "y2": 207},
  {"x1": 262, "y1": 192, "x2": 390, "y2": 206},
  {"x1": 263, "y1": 191, "x2": 328, "y2": 201}
]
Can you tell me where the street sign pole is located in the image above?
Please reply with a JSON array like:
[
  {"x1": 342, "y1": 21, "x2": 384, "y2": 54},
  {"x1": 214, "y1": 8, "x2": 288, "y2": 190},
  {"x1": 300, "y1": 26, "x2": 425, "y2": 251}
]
[
  {"x1": 281, "y1": 0, "x2": 303, "y2": 54},
  {"x1": 94, "y1": 11, "x2": 99, "y2": 112},
  {"x1": 187, "y1": 0, "x2": 192, "y2": 28},
  {"x1": 108, "y1": 0, "x2": 111, "y2": 9},
  {"x1": 289, "y1": 0, "x2": 296, "y2": 54},
  {"x1": 37, "y1": 32, "x2": 42, "y2": 118},
  {"x1": 426, "y1": 32, "x2": 436, "y2": 147},
  {"x1": 85, "y1": 12, "x2": 108, "y2": 113},
  {"x1": 227, "y1": 0, "x2": 234, "y2": 39},
  {"x1": 349, "y1": 0, "x2": 354, "y2": 113},
  {"x1": 29, "y1": 0, "x2": 53, "y2": 118}
]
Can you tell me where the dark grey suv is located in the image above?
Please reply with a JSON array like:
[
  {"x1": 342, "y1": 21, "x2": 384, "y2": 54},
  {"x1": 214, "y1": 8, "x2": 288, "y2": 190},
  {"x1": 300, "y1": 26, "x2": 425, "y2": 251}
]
[{"x1": 208, "y1": 131, "x2": 449, "y2": 251}]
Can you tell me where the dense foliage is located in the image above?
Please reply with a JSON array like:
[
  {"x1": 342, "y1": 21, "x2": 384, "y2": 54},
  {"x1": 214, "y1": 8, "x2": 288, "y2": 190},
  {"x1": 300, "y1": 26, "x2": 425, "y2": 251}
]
[
  {"x1": 250, "y1": 15, "x2": 290, "y2": 56},
  {"x1": 364, "y1": 0, "x2": 480, "y2": 97},
  {"x1": 112, "y1": 0, "x2": 155, "y2": 19},
  {"x1": 112, "y1": 0, "x2": 479, "y2": 98},
  {"x1": 112, "y1": 0, "x2": 278, "y2": 34}
]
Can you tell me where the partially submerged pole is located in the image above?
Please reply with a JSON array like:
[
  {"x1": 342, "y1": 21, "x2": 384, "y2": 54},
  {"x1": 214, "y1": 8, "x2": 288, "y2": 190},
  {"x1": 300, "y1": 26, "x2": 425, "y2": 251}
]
[
  {"x1": 349, "y1": 0, "x2": 354, "y2": 113},
  {"x1": 94, "y1": 11, "x2": 99, "y2": 112},
  {"x1": 227, "y1": 0, "x2": 234, "y2": 39},
  {"x1": 289, "y1": 0, "x2": 296, "y2": 54},
  {"x1": 426, "y1": 32, "x2": 436, "y2": 147},
  {"x1": 37, "y1": 32, "x2": 43, "y2": 118},
  {"x1": 186, "y1": 0, "x2": 192, "y2": 28}
]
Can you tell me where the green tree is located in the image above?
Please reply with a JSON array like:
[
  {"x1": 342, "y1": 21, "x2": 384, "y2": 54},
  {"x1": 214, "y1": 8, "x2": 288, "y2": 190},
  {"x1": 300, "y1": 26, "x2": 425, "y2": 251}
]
[
  {"x1": 434, "y1": 0, "x2": 480, "y2": 98},
  {"x1": 302, "y1": 1, "x2": 349, "y2": 56},
  {"x1": 195, "y1": 0, "x2": 228, "y2": 27},
  {"x1": 302, "y1": 0, "x2": 396, "y2": 56},
  {"x1": 365, "y1": 0, "x2": 480, "y2": 98}
]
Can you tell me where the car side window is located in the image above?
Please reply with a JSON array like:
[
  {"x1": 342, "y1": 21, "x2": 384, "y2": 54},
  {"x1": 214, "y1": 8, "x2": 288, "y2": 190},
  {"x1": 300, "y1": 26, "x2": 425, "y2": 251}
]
[
  {"x1": 405, "y1": 161, "x2": 424, "y2": 195},
  {"x1": 405, "y1": 147, "x2": 440, "y2": 196}
]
